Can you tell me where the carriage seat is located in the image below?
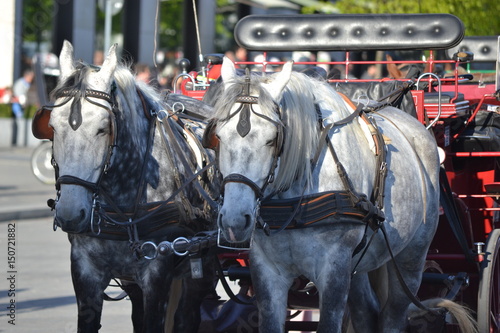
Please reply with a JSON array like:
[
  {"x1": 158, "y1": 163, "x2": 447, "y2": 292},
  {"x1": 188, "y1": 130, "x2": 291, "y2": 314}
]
[
  {"x1": 423, "y1": 91, "x2": 465, "y2": 104},
  {"x1": 452, "y1": 110, "x2": 500, "y2": 152}
]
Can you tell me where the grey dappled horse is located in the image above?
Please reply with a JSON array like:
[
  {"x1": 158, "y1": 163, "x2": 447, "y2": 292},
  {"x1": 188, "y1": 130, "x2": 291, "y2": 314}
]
[
  {"x1": 35, "y1": 41, "x2": 216, "y2": 332},
  {"x1": 206, "y1": 58, "x2": 442, "y2": 333}
]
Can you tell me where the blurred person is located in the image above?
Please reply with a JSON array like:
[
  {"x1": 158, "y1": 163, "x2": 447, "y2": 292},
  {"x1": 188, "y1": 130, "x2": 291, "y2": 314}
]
[
  {"x1": 13, "y1": 68, "x2": 34, "y2": 114},
  {"x1": 224, "y1": 50, "x2": 235, "y2": 62},
  {"x1": 235, "y1": 46, "x2": 247, "y2": 63},
  {"x1": 134, "y1": 63, "x2": 151, "y2": 83},
  {"x1": 11, "y1": 68, "x2": 34, "y2": 145},
  {"x1": 1, "y1": 87, "x2": 13, "y2": 104},
  {"x1": 225, "y1": 46, "x2": 248, "y2": 69},
  {"x1": 93, "y1": 50, "x2": 104, "y2": 66},
  {"x1": 361, "y1": 64, "x2": 379, "y2": 80}
]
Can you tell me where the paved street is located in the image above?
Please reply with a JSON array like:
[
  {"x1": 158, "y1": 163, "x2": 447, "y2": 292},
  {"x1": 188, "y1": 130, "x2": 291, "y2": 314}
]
[
  {"x1": 0, "y1": 147, "x2": 249, "y2": 333},
  {"x1": 0, "y1": 146, "x2": 54, "y2": 222},
  {"x1": 0, "y1": 147, "x2": 132, "y2": 332},
  {"x1": 0, "y1": 217, "x2": 133, "y2": 333},
  {"x1": 0, "y1": 146, "x2": 316, "y2": 332}
]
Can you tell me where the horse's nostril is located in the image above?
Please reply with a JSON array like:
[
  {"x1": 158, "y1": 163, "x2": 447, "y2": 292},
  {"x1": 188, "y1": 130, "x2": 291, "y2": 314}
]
[
  {"x1": 244, "y1": 214, "x2": 252, "y2": 230},
  {"x1": 80, "y1": 209, "x2": 86, "y2": 221}
]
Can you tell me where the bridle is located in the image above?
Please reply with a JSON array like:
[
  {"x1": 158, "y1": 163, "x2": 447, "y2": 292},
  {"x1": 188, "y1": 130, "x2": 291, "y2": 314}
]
[
  {"x1": 215, "y1": 70, "x2": 285, "y2": 211},
  {"x1": 45, "y1": 88, "x2": 118, "y2": 233}
]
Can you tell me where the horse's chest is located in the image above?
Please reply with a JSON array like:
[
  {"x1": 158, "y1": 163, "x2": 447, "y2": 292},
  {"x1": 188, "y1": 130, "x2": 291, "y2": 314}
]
[
  {"x1": 69, "y1": 236, "x2": 142, "y2": 277},
  {"x1": 251, "y1": 226, "x2": 364, "y2": 276}
]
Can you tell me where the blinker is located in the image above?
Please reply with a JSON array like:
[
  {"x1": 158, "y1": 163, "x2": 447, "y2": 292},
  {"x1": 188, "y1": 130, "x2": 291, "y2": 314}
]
[
  {"x1": 32, "y1": 106, "x2": 54, "y2": 140},
  {"x1": 202, "y1": 120, "x2": 219, "y2": 149}
]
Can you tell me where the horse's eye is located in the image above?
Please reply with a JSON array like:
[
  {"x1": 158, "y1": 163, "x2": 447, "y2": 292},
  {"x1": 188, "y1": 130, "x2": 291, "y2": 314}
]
[
  {"x1": 97, "y1": 128, "x2": 109, "y2": 135},
  {"x1": 265, "y1": 139, "x2": 275, "y2": 146}
]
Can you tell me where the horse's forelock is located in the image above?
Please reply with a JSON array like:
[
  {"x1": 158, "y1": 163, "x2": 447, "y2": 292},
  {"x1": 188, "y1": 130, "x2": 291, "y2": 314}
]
[
  {"x1": 50, "y1": 63, "x2": 93, "y2": 101},
  {"x1": 212, "y1": 74, "x2": 279, "y2": 124},
  {"x1": 210, "y1": 71, "x2": 320, "y2": 192}
]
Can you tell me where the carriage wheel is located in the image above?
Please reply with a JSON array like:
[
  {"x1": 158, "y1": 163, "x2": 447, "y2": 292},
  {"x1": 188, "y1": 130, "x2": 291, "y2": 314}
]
[
  {"x1": 31, "y1": 141, "x2": 55, "y2": 185},
  {"x1": 478, "y1": 228, "x2": 500, "y2": 333}
]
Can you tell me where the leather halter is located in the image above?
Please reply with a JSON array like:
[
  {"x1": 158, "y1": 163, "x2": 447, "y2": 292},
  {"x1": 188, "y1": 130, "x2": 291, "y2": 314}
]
[
  {"x1": 48, "y1": 88, "x2": 118, "y2": 233},
  {"x1": 219, "y1": 69, "x2": 283, "y2": 203}
]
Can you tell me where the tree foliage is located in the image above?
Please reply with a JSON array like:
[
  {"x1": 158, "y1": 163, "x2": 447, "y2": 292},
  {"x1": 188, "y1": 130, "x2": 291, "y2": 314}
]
[
  {"x1": 22, "y1": 0, "x2": 54, "y2": 44},
  {"x1": 158, "y1": 0, "x2": 184, "y2": 51},
  {"x1": 334, "y1": 0, "x2": 500, "y2": 36}
]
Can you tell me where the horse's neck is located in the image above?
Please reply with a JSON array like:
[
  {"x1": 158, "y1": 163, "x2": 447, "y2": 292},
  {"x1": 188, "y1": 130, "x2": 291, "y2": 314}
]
[{"x1": 102, "y1": 99, "x2": 160, "y2": 205}]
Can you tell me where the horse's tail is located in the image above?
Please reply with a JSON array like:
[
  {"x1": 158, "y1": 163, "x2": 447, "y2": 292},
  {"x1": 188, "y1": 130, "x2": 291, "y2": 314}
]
[{"x1": 407, "y1": 298, "x2": 477, "y2": 333}]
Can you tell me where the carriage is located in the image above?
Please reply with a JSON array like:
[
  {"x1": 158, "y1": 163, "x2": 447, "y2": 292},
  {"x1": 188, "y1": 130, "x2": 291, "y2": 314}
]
[{"x1": 31, "y1": 12, "x2": 500, "y2": 333}]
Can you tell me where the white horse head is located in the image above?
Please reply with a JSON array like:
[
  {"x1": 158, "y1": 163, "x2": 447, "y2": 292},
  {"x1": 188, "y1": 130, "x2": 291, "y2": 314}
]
[
  {"x1": 49, "y1": 40, "x2": 119, "y2": 233},
  {"x1": 215, "y1": 58, "x2": 298, "y2": 243}
]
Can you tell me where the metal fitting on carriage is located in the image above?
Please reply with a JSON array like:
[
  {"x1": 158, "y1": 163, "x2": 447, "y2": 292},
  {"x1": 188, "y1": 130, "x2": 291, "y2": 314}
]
[{"x1": 474, "y1": 242, "x2": 485, "y2": 262}]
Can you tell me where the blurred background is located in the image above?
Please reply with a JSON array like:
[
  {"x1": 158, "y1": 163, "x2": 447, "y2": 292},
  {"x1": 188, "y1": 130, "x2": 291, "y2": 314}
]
[{"x1": 0, "y1": 0, "x2": 499, "y2": 148}]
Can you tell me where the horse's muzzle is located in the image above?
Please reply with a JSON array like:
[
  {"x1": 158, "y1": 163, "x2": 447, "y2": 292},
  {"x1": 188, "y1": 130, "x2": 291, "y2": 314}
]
[
  {"x1": 218, "y1": 212, "x2": 254, "y2": 243},
  {"x1": 54, "y1": 208, "x2": 88, "y2": 234}
]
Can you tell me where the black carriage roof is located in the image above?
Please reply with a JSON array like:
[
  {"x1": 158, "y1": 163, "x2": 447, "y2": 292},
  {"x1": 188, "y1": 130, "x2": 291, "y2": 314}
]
[
  {"x1": 234, "y1": 14, "x2": 465, "y2": 52},
  {"x1": 447, "y1": 36, "x2": 500, "y2": 62}
]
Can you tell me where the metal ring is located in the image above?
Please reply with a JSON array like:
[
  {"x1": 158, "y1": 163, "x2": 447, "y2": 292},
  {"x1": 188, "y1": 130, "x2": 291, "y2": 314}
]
[
  {"x1": 356, "y1": 94, "x2": 370, "y2": 107},
  {"x1": 157, "y1": 109, "x2": 169, "y2": 121},
  {"x1": 172, "y1": 237, "x2": 189, "y2": 256},
  {"x1": 141, "y1": 241, "x2": 158, "y2": 260},
  {"x1": 171, "y1": 102, "x2": 186, "y2": 114}
]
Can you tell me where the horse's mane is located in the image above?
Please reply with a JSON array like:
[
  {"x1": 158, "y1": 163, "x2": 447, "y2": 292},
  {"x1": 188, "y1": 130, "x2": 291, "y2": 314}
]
[
  {"x1": 212, "y1": 70, "x2": 355, "y2": 193},
  {"x1": 50, "y1": 61, "x2": 162, "y2": 146}
]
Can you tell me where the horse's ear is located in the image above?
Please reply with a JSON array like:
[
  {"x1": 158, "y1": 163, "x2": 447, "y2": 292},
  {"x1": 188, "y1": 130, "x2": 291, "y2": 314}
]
[
  {"x1": 221, "y1": 57, "x2": 236, "y2": 90},
  {"x1": 99, "y1": 43, "x2": 118, "y2": 85},
  {"x1": 59, "y1": 40, "x2": 75, "y2": 82},
  {"x1": 262, "y1": 61, "x2": 293, "y2": 101}
]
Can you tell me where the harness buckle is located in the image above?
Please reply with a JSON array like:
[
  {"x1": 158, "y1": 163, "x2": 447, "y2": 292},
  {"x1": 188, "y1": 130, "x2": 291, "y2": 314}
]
[
  {"x1": 157, "y1": 109, "x2": 169, "y2": 121},
  {"x1": 380, "y1": 161, "x2": 387, "y2": 173},
  {"x1": 356, "y1": 197, "x2": 385, "y2": 230}
]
